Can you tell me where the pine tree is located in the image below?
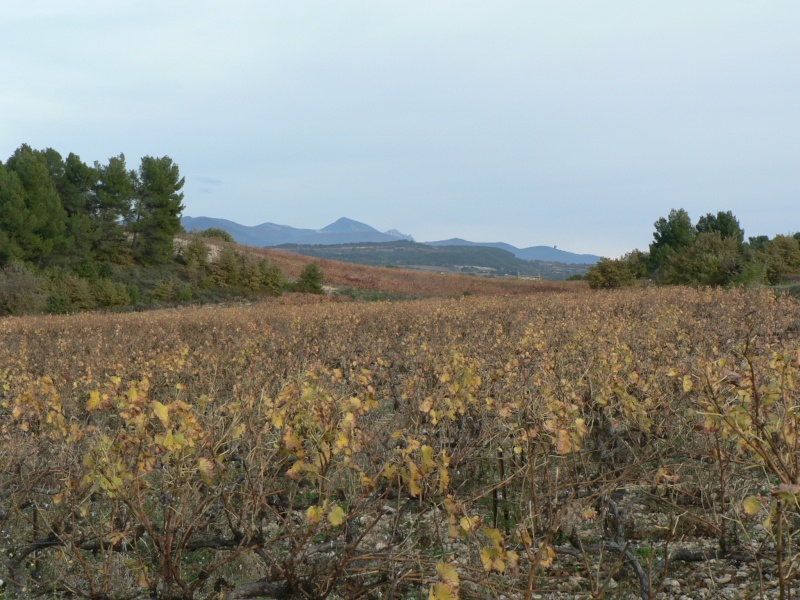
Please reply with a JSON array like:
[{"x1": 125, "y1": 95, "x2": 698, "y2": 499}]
[
  {"x1": 2, "y1": 145, "x2": 69, "y2": 266},
  {"x1": 94, "y1": 154, "x2": 135, "y2": 263},
  {"x1": 130, "y1": 156, "x2": 185, "y2": 264}
]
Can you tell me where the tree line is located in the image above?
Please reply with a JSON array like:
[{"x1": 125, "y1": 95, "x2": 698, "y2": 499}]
[
  {"x1": 0, "y1": 144, "x2": 323, "y2": 315},
  {"x1": 586, "y1": 209, "x2": 800, "y2": 288},
  {"x1": 0, "y1": 144, "x2": 185, "y2": 270}
]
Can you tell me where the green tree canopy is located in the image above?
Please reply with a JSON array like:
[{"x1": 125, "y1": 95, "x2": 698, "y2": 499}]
[
  {"x1": 649, "y1": 208, "x2": 696, "y2": 275},
  {"x1": 0, "y1": 163, "x2": 27, "y2": 264},
  {"x1": 2, "y1": 144, "x2": 69, "y2": 266},
  {"x1": 131, "y1": 156, "x2": 185, "y2": 264},
  {"x1": 295, "y1": 261, "x2": 324, "y2": 294},
  {"x1": 759, "y1": 234, "x2": 800, "y2": 284},
  {"x1": 44, "y1": 150, "x2": 99, "y2": 266},
  {"x1": 748, "y1": 235, "x2": 770, "y2": 251},
  {"x1": 94, "y1": 154, "x2": 136, "y2": 263},
  {"x1": 195, "y1": 227, "x2": 234, "y2": 243},
  {"x1": 696, "y1": 210, "x2": 744, "y2": 245},
  {"x1": 659, "y1": 231, "x2": 747, "y2": 287}
]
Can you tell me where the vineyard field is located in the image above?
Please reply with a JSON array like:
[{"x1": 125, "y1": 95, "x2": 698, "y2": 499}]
[{"x1": 2, "y1": 288, "x2": 800, "y2": 599}]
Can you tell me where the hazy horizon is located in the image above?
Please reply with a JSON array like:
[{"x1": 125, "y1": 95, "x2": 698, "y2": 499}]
[{"x1": 3, "y1": 2, "x2": 798, "y2": 257}]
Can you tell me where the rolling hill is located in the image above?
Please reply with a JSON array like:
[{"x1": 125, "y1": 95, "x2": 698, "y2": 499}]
[{"x1": 274, "y1": 240, "x2": 590, "y2": 280}]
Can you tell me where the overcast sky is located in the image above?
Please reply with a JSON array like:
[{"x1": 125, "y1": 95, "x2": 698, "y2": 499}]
[{"x1": 2, "y1": 1, "x2": 798, "y2": 257}]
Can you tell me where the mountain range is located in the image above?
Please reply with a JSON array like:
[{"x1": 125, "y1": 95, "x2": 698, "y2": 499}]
[{"x1": 181, "y1": 216, "x2": 600, "y2": 265}]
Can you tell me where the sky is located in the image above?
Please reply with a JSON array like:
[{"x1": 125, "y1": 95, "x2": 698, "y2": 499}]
[{"x1": 2, "y1": 1, "x2": 798, "y2": 257}]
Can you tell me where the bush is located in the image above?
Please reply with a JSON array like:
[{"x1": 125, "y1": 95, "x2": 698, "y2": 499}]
[
  {"x1": 585, "y1": 258, "x2": 636, "y2": 289},
  {"x1": 92, "y1": 278, "x2": 132, "y2": 308},
  {"x1": 0, "y1": 261, "x2": 46, "y2": 315},
  {"x1": 45, "y1": 288, "x2": 71, "y2": 314},
  {"x1": 195, "y1": 227, "x2": 234, "y2": 243},
  {"x1": 759, "y1": 234, "x2": 800, "y2": 285},
  {"x1": 148, "y1": 279, "x2": 176, "y2": 303},
  {"x1": 175, "y1": 282, "x2": 193, "y2": 302},
  {"x1": 127, "y1": 284, "x2": 140, "y2": 304},
  {"x1": 294, "y1": 262, "x2": 324, "y2": 294},
  {"x1": 239, "y1": 253, "x2": 264, "y2": 292},
  {"x1": 259, "y1": 260, "x2": 286, "y2": 295},
  {"x1": 179, "y1": 236, "x2": 210, "y2": 268},
  {"x1": 45, "y1": 271, "x2": 95, "y2": 312},
  {"x1": 210, "y1": 247, "x2": 241, "y2": 288}
]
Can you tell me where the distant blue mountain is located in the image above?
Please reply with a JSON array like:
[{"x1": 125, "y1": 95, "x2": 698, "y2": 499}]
[
  {"x1": 321, "y1": 217, "x2": 381, "y2": 234},
  {"x1": 181, "y1": 216, "x2": 414, "y2": 247},
  {"x1": 425, "y1": 238, "x2": 600, "y2": 265},
  {"x1": 180, "y1": 216, "x2": 600, "y2": 265}
]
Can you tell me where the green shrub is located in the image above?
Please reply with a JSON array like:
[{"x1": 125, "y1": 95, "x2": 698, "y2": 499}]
[
  {"x1": 45, "y1": 271, "x2": 95, "y2": 311},
  {"x1": 45, "y1": 288, "x2": 71, "y2": 314},
  {"x1": 586, "y1": 258, "x2": 636, "y2": 289},
  {"x1": 294, "y1": 262, "x2": 324, "y2": 294},
  {"x1": 0, "y1": 261, "x2": 46, "y2": 315},
  {"x1": 179, "y1": 236, "x2": 210, "y2": 268},
  {"x1": 127, "y1": 284, "x2": 140, "y2": 304},
  {"x1": 239, "y1": 253, "x2": 263, "y2": 292},
  {"x1": 759, "y1": 234, "x2": 800, "y2": 284},
  {"x1": 175, "y1": 282, "x2": 193, "y2": 302},
  {"x1": 259, "y1": 260, "x2": 285, "y2": 295},
  {"x1": 196, "y1": 227, "x2": 234, "y2": 243},
  {"x1": 92, "y1": 278, "x2": 132, "y2": 307},
  {"x1": 659, "y1": 232, "x2": 747, "y2": 286},
  {"x1": 148, "y1": 279, "x2": 175, "y2": 303},
  {"x1": 210, "y1": 247, "x2": 241, "y2": 288}
]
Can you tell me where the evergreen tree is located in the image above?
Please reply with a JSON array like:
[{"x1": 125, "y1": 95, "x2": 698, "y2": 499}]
[
  {"x1": 696, "y1": 210, "x2": 745, "y2": 245},
  {"x1": 131, "y1": 156, "x2": 185, "y2": 264},
  {"x1": 45, "y1": 150, "x2": 99, "y2": 267},
  {"x1": 0, "y1": 163, "x2": 26, "y2": 264},
  {"x1": 747, "y1": 235, "x2": 770, "y2": 251},
  {"x1": 295, "y1": 262, "x2": 324, "y2": 294},
  {"x1": 94, "y1": 154, "x2": 135, "y2": 263},
  {"x1": 3, "y1": 145, "x2": 69, "y2": 266},
  {"x1": 659, "y1": 232, "x2": 747, "y2": 286},
  {"x1": 649, "y1": 208, "x2": 696, "y2": 276}
]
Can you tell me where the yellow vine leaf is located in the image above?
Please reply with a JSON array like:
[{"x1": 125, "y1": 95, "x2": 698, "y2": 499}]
[
  {"x1": 682, "y1": 375, "x2": 693, "y2": 393},
  {"x1": 86, "y1": 390, "x2": 102, "y2": 411},
  {"x1": 483, "y1": 527, "x2": 504, "y2": 548},
  {"x1": 429, "y1": 583, "x2": 456, "y2": 600},
  {"x1": 420, "y1": 445, "x2": 436, "y2": 474},
  {"x1": 438, "y1": 454, "x2": 451, "y2": 494},
  {"x1": 436, "y1": 562, "x2": 459, "y2": 587},
  {"x1": 360, "y1": 472, "x2": 375, "y2": 490},
  {"x1": 539, "y1": 544, "x2": 556, "y2": 568},
  {"x1": 152, "y1": 401, "x2": 169, "y2": 428},
  {"x1": 307, "y1": 505, "x2": 323, "y2": 525},
  {"x1": 480, "y1": 547, "x2": 494, "y2": 572},
  {"x1": 408, "y1": 463, "x2": 423, "y2": 497},
  {"x1": 335, "y1": 431, "x2": 350, "y2": 452},
  {"x1": 328, "y1": 504, "x2": 345, "y2": 526},
  {"x1": 743, "y1": 495, "x2": 762, "y2": 517}
]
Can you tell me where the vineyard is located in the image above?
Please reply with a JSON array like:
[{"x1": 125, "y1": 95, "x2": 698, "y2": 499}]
[{"x1": 2, "y1": 288, "x2": 800, "y2": 599}]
